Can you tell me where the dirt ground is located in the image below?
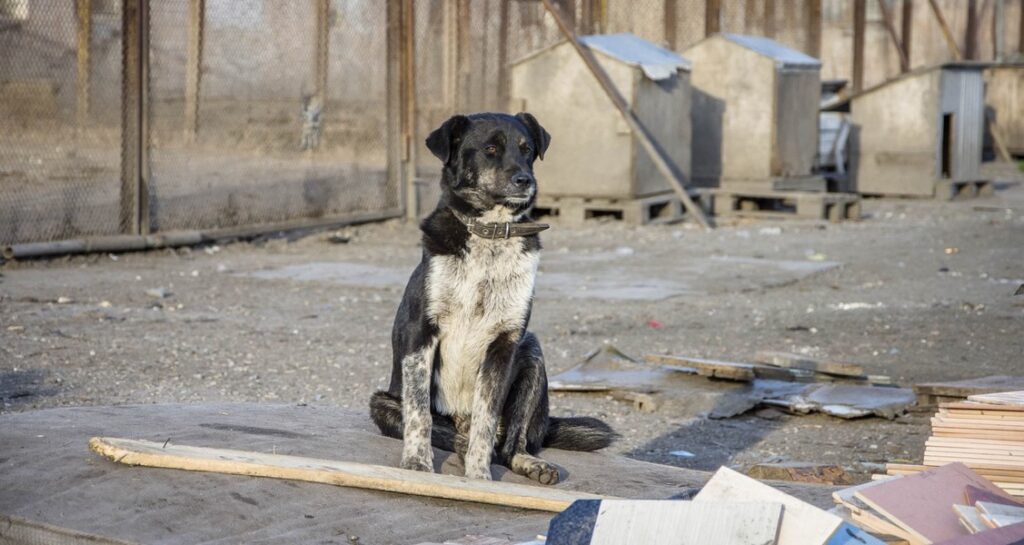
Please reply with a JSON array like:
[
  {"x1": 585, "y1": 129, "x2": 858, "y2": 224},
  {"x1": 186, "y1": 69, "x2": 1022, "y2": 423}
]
[{"x1": 2, "y1": 169, "x2": 1023, "y2": 487}]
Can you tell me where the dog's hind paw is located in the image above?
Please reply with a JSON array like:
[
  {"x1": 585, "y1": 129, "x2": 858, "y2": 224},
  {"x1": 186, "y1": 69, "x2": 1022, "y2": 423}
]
[{"x1": 400, "y1": 453, "x2": 433, "y2": 473}]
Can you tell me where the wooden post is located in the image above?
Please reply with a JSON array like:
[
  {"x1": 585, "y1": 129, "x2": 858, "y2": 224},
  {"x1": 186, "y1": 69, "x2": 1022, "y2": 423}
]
[
  {"x1": 877, "y1": 0, "x2": 909, "y2": 72},
  {"x1": 402, "y1": 0, "x2": 416, "y2": 217},
  {"x1": 853, "y1": 0, "x2": 866, "y2": 92},
  {"x1": 927, "y1": 0, "x2": 962, "y2": 59},
  {"x1": 965, "y1": 0, "x2": 978, "y2": 60},
  {"x1": 705, "y1": 0, "x2": 721, "y2": 36},
  {"x1": 184, "y1": 0, "x2": 203, "y2": 143},
  {"x1": 387, "y1": 0, "x2": 404, "y2": 214},
  {"x1": 806, "y1": 0, "x2": 822, "y2": 58},
  {"x1": 497, "y1": 0, "x2": 510, "y2": 107},
  {"x1": 76, "y1": 0, "x2": 91, "y2": 128},
  {"x1": 121, "y1": 0, "x2": 149, "y2": 235},
  {"x1": 665, "y1": 0, "x2": 678, "y2": 50},
  {"x1": 992, "y1": 0, "x2": 1003, "y2": 61},
  {"x1": 538, "y1": 0, "x2": 712, "y2": 229},
  {"x1": 901, "y1": 0, "x2": 913, "y2": 66},
  {"x1": 764, "y1": 0, "x2": 776, "y2": 38},
  {"x1": 315, "y1": 0, "x2": 329, "y2": 108}
]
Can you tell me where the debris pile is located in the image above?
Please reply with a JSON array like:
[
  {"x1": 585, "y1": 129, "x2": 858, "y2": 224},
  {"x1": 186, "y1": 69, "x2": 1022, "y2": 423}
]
[
  {"x1": 882, "y1": 391, "x2": 1024, "y2": 497},
  {"x1": 832, "y1": 462, "x2": 1024, "y2": 544}
]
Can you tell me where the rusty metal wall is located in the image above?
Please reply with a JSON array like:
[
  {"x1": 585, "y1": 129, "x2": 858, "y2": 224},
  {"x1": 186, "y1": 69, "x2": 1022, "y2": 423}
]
[{"x1": 0, "y1": 0, "x2": 124, "y2": 246}]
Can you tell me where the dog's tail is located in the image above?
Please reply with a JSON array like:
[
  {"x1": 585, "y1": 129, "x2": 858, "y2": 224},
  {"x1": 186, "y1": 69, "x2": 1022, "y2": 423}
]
[{"x1": 543, "y1": 416, "x2": 618, "y2": 452}]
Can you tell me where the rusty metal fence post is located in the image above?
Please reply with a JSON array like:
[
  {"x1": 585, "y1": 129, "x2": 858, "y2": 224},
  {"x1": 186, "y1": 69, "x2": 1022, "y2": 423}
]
[{"x1": 121, "y1": 0, "x2": 150, "y2": 235}]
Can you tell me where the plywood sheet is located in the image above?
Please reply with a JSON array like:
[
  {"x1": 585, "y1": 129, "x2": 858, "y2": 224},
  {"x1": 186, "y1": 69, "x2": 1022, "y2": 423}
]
[
  {"x1": 588, "y1": 500, "x2": 783, "y2": 545},
  {"x1": 695, "y1": 466, "x2": 842, "y2": 545},
  {"x1": 855, "y1": 463, "x2": 1006, "y2": 544}
]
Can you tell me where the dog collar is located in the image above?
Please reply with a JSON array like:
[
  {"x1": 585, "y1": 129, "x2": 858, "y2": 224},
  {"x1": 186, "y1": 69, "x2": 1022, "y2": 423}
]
[{"x1": 450, "y1": 209, "x2": 549, "y2": 239}]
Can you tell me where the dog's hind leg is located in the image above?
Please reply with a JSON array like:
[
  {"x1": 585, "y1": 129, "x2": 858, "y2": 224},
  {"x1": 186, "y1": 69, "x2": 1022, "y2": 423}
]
[
  {"x1": 498, "y1": 332, "x2": 561, "y2": 485},
  {"x1": 369, "y1": 390, "x2": 462, "y2": 453}
]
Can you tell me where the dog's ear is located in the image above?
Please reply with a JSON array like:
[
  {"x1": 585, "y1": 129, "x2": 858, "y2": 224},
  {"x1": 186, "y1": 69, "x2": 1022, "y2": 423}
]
[
  {"x1": 425, "y1": 115, "x2": 471, "y2": 164},
  {"x1": 515, "y1": 112, "x2": 551, "y2": 161}
]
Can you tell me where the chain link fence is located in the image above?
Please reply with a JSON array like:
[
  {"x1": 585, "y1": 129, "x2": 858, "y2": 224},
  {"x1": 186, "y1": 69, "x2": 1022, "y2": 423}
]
[{"x1": 3, "y1": 0, "x2": 1021, "y2": 249}]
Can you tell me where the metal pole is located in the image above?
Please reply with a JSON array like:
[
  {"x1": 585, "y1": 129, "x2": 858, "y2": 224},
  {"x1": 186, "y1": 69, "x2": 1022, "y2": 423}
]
[
  {"x1": 538, "y1": 0, "x2": 712, "y2": 229},
  {"x1": 184, "y1": 0, "x2": 204, "y2": 143},
  {"x1": 853, "y1": 0, "x2": 866, "y2": 92},
  {"x1": 76, "y1": 0, "x2": 91, "y2": 128}
]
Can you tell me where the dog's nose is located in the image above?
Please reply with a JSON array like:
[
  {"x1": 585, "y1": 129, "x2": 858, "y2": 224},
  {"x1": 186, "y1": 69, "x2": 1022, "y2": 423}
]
[{"x1": 512, "y1": 173, "x2": 534, "y2": 186}]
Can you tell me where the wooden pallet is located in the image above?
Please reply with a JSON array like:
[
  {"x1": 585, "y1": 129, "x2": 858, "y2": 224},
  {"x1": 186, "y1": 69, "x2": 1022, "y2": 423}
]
[
  {"x1": 711, "y1": 189, "x2": 861, "y2": 221},
  {"x1": 936, "y1": 180, "x2": 995, "y2": 200},
  {"x1": 534, "y1": 193, "x2": 693, "y2": 225}
]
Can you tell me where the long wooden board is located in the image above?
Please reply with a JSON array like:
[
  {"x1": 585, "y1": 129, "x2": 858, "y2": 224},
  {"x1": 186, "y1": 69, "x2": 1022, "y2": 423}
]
[
  {"x1": 753, "y1": 351, "x2": 866, "y2": 378},
  {"x1": 968, "y1": 392, "x2": 1024, "y2": 407},
  {"x1": 694, "y1": 466, "x2": 842, "y2": 545},
  {"x1": 89, "y1": 437, "x2": 608, "y2": 512}
]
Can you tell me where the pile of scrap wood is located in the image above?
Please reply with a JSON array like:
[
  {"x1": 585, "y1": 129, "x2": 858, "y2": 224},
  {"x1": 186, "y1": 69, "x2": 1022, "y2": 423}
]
[
  {"x1": 882, "y1": 391, "x2": 1024, "y2": 497},
  {"x1": 831, "y1": 463, "x2": 1024, "y2": 544},
  {"x1": 544, "y1": 466, "x2": 884, "y2": 545}
]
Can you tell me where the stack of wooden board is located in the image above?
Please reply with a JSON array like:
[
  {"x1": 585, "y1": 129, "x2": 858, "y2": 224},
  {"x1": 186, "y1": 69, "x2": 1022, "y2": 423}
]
[
  {"x1": 882, "y1": 391, "x2": 1024, "y2": 497},
  {"x1": 832, "y1": 463, "x2": 1024, "y2": 544}
]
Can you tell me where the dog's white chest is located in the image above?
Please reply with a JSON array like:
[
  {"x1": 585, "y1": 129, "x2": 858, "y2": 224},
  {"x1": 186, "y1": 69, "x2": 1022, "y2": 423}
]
[{"x1": 427, "y1": 238, "x2": 539, "y2": 415}]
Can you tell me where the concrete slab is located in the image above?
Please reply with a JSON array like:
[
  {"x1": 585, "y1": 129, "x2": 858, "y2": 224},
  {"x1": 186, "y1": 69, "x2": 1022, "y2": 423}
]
[{"x1": 0, "y1": 403, "x2": 838, "y2": 545}]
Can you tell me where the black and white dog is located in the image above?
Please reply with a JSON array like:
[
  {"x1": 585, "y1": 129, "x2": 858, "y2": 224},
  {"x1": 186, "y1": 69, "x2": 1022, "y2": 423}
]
[{"x1": 370, "y1": 112, "x2": 616, "y2": 485}]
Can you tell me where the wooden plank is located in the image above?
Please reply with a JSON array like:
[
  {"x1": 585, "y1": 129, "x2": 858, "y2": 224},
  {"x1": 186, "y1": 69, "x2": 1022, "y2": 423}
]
[
  {"x1": 954, "y1": 504, "x2": 987, "y2": 534},
  {"x1": 977, "y1": 502, "x2": 1024, "y2": 524},
  {"x1": 695, "y1": 466, "x2": 843, "y2": 545},
  {"x1": 89, "y1": 437, "x2": 608, "y2": 512},
  {"x1": 943, "y1": 402, "x2": 1024, "y2": 413},
  {"x1": 644, "y1": 354, "x2": 756, "y2": 381},
  {"x1": 968, "y1": 392, "x2": 1024, "y2": 407},
  {"x1": 587, "y1": 500, "x2": 783, "y2": 545},
  {"x1": 922, "y1": 521, "x2": 1024, "y2": 544},
  {"x1": 877, "y1": 0, "x2": 909, "y2": 72},
  {"x1": 901, "y1": 0, "x2": 913, "y2": 65},
  {"x1": 754, "y1": 351, "x2": 865, "y2": 378},
  {"x1": 183, "y1": 0, "x2": 203, "y2": 142},
  {"x1": 852, "y1": 0, "x2": 865, "y2": 91},
  {"x1": 927, "y1": 0, "x2": 963, "y2": 60},
  {"x1": 965, "y1": 485, "x2": 1024, "y2": 507},
  {"x1": 855, "y1": 463, "x2": 1008, "y2": 544},
  {"x1": 915, "y1": 377, "x2": 1024, "y2": 403},
  {"x1": 539, "y1": 0, "x2": 713, "y2": 230},
  {"x1": 705, "y1": 0, "x2": 721, "y2": 36}
]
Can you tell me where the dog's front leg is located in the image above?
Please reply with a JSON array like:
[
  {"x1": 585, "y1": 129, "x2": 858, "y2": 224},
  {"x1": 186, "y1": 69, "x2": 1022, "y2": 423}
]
[
  {"x1": 463, "y1": 333, "x2": 518, "y2": 481},
  {"x1": 400, "y1": 337, "x2": 438, "y2": 472}
]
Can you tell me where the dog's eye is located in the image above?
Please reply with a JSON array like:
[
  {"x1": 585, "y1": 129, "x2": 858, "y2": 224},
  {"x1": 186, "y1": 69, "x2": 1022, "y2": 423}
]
[{"x1": 484, "y1": 145, "x2": 498, "y2": 155}]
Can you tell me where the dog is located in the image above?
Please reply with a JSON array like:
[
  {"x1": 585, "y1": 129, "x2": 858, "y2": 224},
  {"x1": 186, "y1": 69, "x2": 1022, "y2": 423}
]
[{"x1": 369, "y1": 112, "x2": 617, "y2": 485}]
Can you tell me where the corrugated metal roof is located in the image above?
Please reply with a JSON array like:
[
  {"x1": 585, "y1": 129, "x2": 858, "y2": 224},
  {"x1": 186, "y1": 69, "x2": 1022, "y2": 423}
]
[
  {"x1": 579, "y1": 33, "x2": 691, "y2": 80},
  {"x1": 720, "y1": 34, "x2": 821, "y2": 68}
]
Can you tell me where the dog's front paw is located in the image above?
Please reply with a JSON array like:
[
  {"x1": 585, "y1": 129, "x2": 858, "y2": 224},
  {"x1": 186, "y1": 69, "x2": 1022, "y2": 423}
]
[
  {"x1": 463, "y1": 463, "x2": 493, "y2": 481},
  {"x1": 400, "y1": 452, "x2": 434, "y2": 473}
]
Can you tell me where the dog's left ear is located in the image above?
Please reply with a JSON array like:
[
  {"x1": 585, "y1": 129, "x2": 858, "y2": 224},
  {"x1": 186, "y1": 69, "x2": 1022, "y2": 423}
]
[
  {"x1": 426, "y1": 115, "x2": 471, "y2": 164},
  {"x1": 515, "y1": 112, "x2": 551, "y2": 161}
]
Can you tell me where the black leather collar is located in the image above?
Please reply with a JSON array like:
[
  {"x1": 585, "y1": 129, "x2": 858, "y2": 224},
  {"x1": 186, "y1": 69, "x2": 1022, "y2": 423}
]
[{"x1": 450, "y1": 209, "x2": 549, "y2": 239}]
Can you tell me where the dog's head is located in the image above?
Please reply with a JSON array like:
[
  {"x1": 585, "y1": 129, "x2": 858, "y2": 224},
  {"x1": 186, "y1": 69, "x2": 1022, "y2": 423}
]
[{"x1": 426, "y1": 112, "x2": 551, "y2": 216}]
